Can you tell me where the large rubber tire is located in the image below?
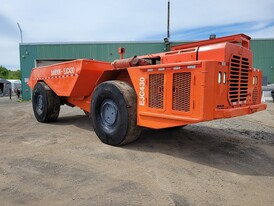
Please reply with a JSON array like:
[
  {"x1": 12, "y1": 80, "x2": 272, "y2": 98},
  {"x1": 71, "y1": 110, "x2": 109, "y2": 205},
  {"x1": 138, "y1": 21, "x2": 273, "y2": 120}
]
[
  {"x1": 91, "y1": 80, "x2": 141, "y2": 146},
  {"x1": 32, "y1": 82, "x2": 60, "y2": 123}
]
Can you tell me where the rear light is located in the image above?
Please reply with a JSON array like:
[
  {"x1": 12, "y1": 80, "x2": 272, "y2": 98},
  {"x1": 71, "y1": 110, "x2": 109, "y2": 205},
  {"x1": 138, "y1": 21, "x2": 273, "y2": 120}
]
[{"x1": 223, "y1": 72, "x2": 226, "y2": 84}]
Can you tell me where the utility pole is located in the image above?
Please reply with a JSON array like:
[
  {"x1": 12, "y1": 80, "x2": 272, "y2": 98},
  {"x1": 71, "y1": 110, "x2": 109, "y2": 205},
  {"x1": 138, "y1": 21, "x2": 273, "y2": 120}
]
[
  {"x1": 17, "y1": 22, "x2": 23, "y2": 43},
  {"x1": 167, "y1": 0, "x2": 170, "y2": 39},
  {"x1": 164, "y1": 0, "x2": 171, "y2": 51}
]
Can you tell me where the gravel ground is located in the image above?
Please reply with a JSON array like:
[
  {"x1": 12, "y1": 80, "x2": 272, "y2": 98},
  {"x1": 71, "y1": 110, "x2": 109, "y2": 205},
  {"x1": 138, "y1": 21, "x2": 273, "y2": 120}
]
[{"x1": 0, "y1": 96, "x2": 274, "y2": 206}]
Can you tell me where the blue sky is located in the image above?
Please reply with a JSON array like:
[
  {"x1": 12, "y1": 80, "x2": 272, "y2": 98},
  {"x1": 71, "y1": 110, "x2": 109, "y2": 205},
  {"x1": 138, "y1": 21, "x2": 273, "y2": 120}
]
[
  {"x1": 0, "y1": 0, "x2": 274, "y2": 70},
  {"x1": 147, "y1": 21, "x2": 274, "y2": 40}
]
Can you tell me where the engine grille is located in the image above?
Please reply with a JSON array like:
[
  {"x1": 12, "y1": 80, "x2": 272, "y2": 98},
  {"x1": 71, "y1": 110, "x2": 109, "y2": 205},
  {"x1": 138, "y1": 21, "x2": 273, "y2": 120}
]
[
  {"x1": 149, "y1": 74, "x2": 164, "y2": 109},
  {"x1": 252, "y1": 87, "x2": 258, "y2": 104},
  {"x1": 229, "y1": 55, "x2": 249, "y2": 104},
  {"x1": 172, "y1": 72, "x2": 191, "y2": 112}
]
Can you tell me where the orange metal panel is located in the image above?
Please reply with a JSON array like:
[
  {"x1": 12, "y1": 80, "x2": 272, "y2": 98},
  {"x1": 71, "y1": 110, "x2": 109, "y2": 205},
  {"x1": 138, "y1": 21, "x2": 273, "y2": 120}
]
[
  {"x1": 127, "y1": 61, "x2": 212, "y2": 128},
  {"x1": 161, "y1": 47, "x2": 198, "y2": 63},
  {"x1": 127, "y1": 58, "x2": 266, "y2": 129},
  {"x1": 66, "y1": 96, "x2": 92, "y2": 112},
  {"x1": 28, "y1": 59, "x2": 112, "y2": 97},
  {"x1": 171, "y1": 33, "x2": 251, "y2": 51},
  {"x1": 28, "y1": 59, "x2": 113, "y2": 112}
]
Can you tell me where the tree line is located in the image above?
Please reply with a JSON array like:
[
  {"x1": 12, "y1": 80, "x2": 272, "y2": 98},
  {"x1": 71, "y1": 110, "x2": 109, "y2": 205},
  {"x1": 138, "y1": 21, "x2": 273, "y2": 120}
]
[{"x1": 0, "y1": 65, "x2": 21, "y2": 79}]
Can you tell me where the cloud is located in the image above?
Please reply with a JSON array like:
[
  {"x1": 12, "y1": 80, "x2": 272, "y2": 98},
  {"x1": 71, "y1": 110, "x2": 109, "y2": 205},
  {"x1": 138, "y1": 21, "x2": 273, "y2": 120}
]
[
  {"x1": 143, "y1": 20, "x2": 274, "y2": 41},
  {"x1": 249, "y1": 24, "x2": 274, "y2": 39},
  {"x1": 0, "y1": 36, "x2": 20, "y2": 70},
  {"x1": 0, "y1": 0, "x2": 273, "y2": 70},
  {"x1": 174, "y1": 21, "x2": 274, "y2": 40},
  {"x1": 0, "y1": 14, "x2": 18, "y2": 38}
]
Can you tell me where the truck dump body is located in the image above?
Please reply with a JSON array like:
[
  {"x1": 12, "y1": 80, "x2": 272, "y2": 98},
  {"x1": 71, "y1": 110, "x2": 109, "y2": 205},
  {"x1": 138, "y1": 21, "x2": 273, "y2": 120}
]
[
  {"x1": 28, "y1": 59, "x2": 112, "y2": 112},
  {"x1": 28, "y1": 33, "x2": 266, "y2": 145}
]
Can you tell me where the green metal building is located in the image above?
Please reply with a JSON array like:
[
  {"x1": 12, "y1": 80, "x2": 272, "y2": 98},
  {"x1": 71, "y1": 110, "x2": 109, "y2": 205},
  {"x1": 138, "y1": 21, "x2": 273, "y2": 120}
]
[
  {"x1": 251, "y1": 39, "x2": 274, "y2": 83},
  {"x1": 20, "y1": 39, "x2": 274, "y2": 100}
]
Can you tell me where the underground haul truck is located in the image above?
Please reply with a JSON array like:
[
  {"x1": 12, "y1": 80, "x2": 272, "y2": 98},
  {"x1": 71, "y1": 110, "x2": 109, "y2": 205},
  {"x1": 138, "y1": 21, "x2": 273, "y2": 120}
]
[{"x1": 28, "y1": 34, "x2": 266, "y2": 146}]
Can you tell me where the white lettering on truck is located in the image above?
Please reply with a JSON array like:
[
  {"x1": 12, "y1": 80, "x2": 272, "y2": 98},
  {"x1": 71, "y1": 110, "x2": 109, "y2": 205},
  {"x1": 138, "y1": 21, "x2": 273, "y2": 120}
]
[
  {"x1": 63, "y1": 67, "x2": 75, "y2": 75},
  {"x1": 139, "y1": 77, "x2": 145, "y2": 106},
  {"x1": 51, "y1": 69, "x2": 62, "y2": 76},
  {"x1": 51, "y1": 67, "x2": 75, "y2": 76}
]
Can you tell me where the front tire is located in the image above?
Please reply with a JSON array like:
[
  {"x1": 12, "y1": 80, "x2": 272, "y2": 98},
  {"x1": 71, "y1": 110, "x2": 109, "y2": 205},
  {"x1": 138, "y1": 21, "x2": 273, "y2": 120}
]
[
  {"x1": 32, "y1": 82, "x2": 60, "y2": 123},
  {"x1": 91, "y1": 81, "x2": 140, "y2": 146}
]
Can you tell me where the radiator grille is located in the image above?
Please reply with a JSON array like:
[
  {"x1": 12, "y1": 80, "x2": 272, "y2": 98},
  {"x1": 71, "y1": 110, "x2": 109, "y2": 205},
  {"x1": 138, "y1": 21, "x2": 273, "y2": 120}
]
[
  {"x1": 229, "y1": 55, "x2": 249, "y2": 104},
  {"x1": 252, "y1": 87, "x2": 258, "y2": 104},
  {"x1": 172, "y1": 72, "x2": 191, "y2": 112},
  {"x1": 149, "y1": 74, "x2": 164, "y2": 109}
]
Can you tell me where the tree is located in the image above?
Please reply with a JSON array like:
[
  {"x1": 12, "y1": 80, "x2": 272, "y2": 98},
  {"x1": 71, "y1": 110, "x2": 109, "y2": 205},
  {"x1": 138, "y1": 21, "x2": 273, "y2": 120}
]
[
  {"x1": 0, "y1": 66, "x2": 21, "y2": 79},
  {"x1": 0, "y1": 66, "x2": 9, "y2": 79},
  {"x1": 8, "y1": 70, "x2": 21, "y2": 79}
]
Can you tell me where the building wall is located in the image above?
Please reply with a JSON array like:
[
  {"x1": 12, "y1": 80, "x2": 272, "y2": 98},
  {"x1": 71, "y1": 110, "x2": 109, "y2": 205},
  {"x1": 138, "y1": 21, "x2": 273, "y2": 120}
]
[
  {"x1": 20, "y1": 39, "x2": 274, "y2": 100},
  {"x1": 251, "y1": 39, "x2": 274, "y2": 84}
]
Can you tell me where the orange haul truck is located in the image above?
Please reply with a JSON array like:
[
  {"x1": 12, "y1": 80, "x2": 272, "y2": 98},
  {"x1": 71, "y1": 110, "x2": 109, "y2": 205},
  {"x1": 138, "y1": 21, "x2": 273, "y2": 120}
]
[{"x1": 28, "y1": 34, "x2": 266, "y2": 146}]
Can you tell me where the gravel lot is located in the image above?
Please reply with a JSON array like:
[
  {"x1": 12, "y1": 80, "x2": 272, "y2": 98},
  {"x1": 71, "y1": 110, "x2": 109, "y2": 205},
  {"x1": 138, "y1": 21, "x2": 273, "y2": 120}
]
[{"x1": 0, "y1": 96, "x2": 274, "y2": 206}]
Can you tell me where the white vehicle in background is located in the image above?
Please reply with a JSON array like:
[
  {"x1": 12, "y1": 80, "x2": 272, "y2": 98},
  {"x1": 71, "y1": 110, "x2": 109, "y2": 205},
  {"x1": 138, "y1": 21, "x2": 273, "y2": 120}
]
[{"x1": 7, "y1": 79, "x2": 21, "y2": 95}]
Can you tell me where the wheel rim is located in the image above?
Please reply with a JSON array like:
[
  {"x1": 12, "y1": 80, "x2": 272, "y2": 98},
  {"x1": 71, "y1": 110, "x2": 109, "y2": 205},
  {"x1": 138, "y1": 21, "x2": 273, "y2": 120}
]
[
  {"x1": 100, "y1": 99, "x2": 118, "y2": 128},
  {"x1": 36, "y1": 94, "x2": 44, "y2": 115}
]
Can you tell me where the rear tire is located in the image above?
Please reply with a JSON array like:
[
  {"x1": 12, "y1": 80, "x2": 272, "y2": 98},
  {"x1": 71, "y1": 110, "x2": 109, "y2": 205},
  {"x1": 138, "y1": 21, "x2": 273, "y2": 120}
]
[
  {"x1": 91, "y1": 81, "x2": 140, "y2": 146},
  {"x1": 32, "y1": 82, "x2": 60, "y2": 123}
]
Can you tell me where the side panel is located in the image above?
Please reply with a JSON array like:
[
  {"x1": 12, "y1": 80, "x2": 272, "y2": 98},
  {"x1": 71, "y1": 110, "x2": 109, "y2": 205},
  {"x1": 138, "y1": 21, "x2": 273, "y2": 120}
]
[
  {"x1": 127, "y1": 61, "x2": 215, "y2": 129},
  {"x1": 28, "y1": 59, "x2": 112, "y2": 97},
  {"x1": 128, "y1": 60, "x2": 266, "y2": 129},
  {"x1": 161, "y1": 47, "x2": 198, "y2": 63},
  {"x1": 28, "y1": 60, "x2": 81, "y2": 96}
]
